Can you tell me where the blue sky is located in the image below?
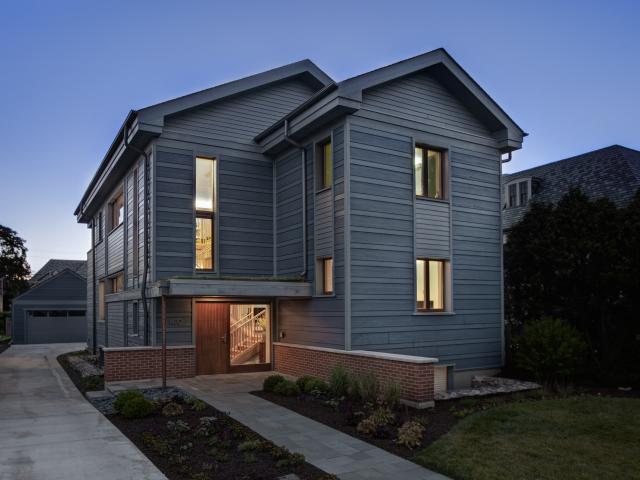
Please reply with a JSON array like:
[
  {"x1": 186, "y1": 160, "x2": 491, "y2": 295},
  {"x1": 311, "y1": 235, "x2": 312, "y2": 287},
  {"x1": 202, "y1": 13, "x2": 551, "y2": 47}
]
[{"x1": 1, "y1": 0, "x2": 638, "y2": 272}]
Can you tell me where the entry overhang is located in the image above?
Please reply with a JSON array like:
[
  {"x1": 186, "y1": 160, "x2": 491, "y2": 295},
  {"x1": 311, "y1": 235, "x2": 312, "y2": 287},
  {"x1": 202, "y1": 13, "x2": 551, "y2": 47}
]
[{"x1": 156, "y1": 278, "x2": 313, "y2": 298}]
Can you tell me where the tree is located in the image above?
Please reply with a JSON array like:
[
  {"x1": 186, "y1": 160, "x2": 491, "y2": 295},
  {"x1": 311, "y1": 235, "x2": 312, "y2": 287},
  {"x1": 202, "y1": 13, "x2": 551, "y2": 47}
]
[
  {"x1": 0, "y1": 225, "x2": 31, "y2": 311},
  {"x1": 505, "y1": 188, "x2": 640, "y2": 386}
]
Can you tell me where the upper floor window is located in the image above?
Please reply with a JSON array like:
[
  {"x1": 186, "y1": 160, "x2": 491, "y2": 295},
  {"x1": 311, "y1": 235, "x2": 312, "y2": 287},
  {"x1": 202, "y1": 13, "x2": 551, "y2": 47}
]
[
  {"x1": 319, "y1": 257, "x2": 334, "y2": 295},
  {"x1": 94, "y1": 212, "x2": 103, "y2": 244},
  {"x1": 109, "y1": 273, "x2": 124, "y2": 293},
  {"x1": 97, "y1": 280, "x2": 105, "y2": 322},
  {"x1": 416, "y1": 259, "x2": 446, "y2": 312},
  {"x1": 108, "y1": 190, "x2": 124, "y2": 231},
  {"x1": 415, "y1": 146, "x2": 445, "y2": 199},
  {"x1": 505, "y1": 178, "x2": 531, "y2": 208},
  {"x1": 318, "y1": 139, "x2": 333, "y2": 189},
  {"x1": 195, "y1": 157, "x2": 216, "y2": 270}
]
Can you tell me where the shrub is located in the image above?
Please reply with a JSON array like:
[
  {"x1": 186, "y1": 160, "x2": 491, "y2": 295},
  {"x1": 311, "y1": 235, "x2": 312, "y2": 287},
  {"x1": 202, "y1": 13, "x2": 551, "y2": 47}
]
[
  {"x1": 114, "y1": 390, "x2": 144, "y2": 413},
  {"x1": 358, "y1": 373, "x2": 380, "y2": 403},
  {"x1": 167, "y1": 419, "x2": 191, "y2": 434},
  {"x1": 383, "y1": 382, "x2": 401, "y2": 410},
  {"x1": 295, "y1": 375, "x2": 315, "y2": 392},
  {"x1": 237, "y1": 440, "x2": 262, "y2": 452},
  {"x1": 273, "y1": 379, "x2": 301, "y2": 397},
  {"x1": 121, "y1": 396, "x2": 155, "y2": 418},
  {"x1": 162, "y1": 401, "x2": 184, "y2": 417},
  {"x1": 263, "y1": 374, "x2": 285, "y2": 392},
  {"x1": 329, "y1": 365, "x2": 349, "y2": 397},
  {"x1": 187, "y1": 397, "x2": 206, "y2": 412},
  {"x1": 304, "y1": 378, "x2": 329, "y2": 395},
  {"x1": 142, "y1": 432, "x2": 171, "y2": 456},
  {"x1": 515, "y1": 317, "x2": 587, "y2": 385},
  {"x1": 348, "y1": 374, "x2": 362, "y2": 401},
  {"x1": 356, "y1": 407, "x2": 395, "y2": 436},
  {"x1": 395, "y1": 421, "x2": 425, "y2": 449}
]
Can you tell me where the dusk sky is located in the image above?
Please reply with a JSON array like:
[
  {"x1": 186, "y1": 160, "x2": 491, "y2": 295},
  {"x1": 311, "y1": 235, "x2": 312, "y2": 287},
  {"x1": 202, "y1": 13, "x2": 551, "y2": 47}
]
[{"x1": 1, "y1": 0, "x2": 638, "y2": 273}]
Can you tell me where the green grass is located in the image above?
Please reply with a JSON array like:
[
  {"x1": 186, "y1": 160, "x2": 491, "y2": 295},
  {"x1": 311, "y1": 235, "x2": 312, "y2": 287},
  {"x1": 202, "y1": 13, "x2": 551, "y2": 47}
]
[{"x1": 415, "y1": 396, "x2": 640, "y2": 480}]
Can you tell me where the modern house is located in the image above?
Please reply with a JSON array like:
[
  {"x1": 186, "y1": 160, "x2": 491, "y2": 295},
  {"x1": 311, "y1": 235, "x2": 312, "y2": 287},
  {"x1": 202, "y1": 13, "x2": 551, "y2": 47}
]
[
  {"x1": 503, "y1": 145, "x2": 640, "y2": 231},
  {"x1": 75, "y1": 48, "x2": 525, "y2": 406},
  {"x1": 12, "y1": 259, "x2": 87, "y2": 344}
]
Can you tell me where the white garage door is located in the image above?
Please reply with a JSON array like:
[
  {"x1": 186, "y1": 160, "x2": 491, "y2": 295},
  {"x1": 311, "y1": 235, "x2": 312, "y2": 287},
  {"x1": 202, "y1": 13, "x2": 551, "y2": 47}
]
[{"x1": 26, "y1": 310, "x2": 86, "y2": 344}]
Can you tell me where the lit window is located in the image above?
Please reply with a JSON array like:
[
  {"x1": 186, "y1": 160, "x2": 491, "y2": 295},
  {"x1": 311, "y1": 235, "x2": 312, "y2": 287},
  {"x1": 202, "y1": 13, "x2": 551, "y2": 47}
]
[
  {"x1": 318, "y1": 139, "x2": 333, "y2": 189},
  {"x1": 415, "y1": 146, "x2": 444, "y2": 199},
  {"x1": 195, "y1": 157, "x2": 216, "y2": 270},
  {"x1": 98, "y1": 281, "x2": 105, "y2": 322},
  {"x1": 110, "y1": 273, "x2": 124, "y2": 293},
  {"x1": 322, "y1": 258, "x2": 334, "y2": 294},
  {"x1": 416, "y1": 259, "x2": 446, "y2": 311},
  {"x1": 109, "y1": 191, "x2": 124, "y2": 231}
]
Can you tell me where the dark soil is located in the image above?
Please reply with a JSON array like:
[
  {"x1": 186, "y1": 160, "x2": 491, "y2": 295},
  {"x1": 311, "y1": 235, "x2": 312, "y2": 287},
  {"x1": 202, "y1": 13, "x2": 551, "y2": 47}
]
[
  {"x1": 0, "y1": 342, "x2": 10, "y2": 354},
  {"x1": 252, "y1": 390, "x2": 545, "y2": 460},
  {"x1": 57, "y1": 350, "x2": 104, "y2": 394},
  {"x1": 107, "y1": 399, "x2": 332, "y2": 480}
]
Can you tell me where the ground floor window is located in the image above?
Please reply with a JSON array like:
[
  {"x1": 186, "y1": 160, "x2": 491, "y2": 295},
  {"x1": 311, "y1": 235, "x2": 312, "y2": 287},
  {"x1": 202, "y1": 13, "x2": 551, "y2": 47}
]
[{"x1": 416, "y1": 259, "x2": 447, "y2": 312}]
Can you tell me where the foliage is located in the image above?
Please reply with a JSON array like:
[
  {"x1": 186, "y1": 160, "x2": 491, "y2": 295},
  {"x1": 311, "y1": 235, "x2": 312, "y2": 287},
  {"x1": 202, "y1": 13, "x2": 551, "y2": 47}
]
[
  {"x1": 237, "y1": 439, "x2": 262, "y2": 452},
  {"x1": 383, "y1": 382, "x2": 401, "y2": 410},
  {"x1": 505, "y1": 188, "x2": 640, "y2": 385},
  {"x1": 167, "y1": 419, "x2": 191, "y2": 434},
  {"x1": 187, "y1": 397, "x2": 206, "y2": 412},
  {"x1": 114, "y1": 390, "x2": 144, "y2": 413},
  {"x1": 328, "y1": 365, "x2": 350, "y2": 397},
  {"x1": 351, "y1": 372, "x2": 379, "y2": 403},
  {"x1": 263, "y1": 374, "x2": 285, "y2": 392},
  {"x1": 515, "y1": 317, "x2": 587, "y2": 385},
  {"x1": 395, "y1": 421, "x2": 425, "y2": 449},
  {"x1": 295, "y1": 375, "x2": 315, "y2": 392},
  {"x1": 303, "y1": 378, "x2": 329, "y2": 395},
  {"x1": 80, "y1": 375, "x2": 103, "y2": 391},
  {"x1": 121, "y1": 396, "x2": 155, "y2": 418},
  {"x1": 356, "y1": 407, "x2": 395, "y2": 436},
  {"x1": 0, "y1": 225, "x2": 30, "y2": 311},
  {"x1": 162, "y1": 401, "x2": 184, "y2": 417},
  {"x1": 272, "y1": 379, "x2": 300, "y2": 396},
  {"x1": 142, "y1": 432, "x2": 171, "y2": 456}
]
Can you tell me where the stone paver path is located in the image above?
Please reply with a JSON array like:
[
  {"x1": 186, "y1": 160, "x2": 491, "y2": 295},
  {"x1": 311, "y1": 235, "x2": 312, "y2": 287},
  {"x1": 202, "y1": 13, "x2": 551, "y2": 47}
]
[{"x1": 110, "y1": 372, "x2": 449, "y2": 480}]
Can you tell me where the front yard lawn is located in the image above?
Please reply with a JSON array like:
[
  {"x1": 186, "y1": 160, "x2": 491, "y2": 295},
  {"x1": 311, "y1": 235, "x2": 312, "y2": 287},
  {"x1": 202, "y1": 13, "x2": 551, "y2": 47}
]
[{"x1": 414, "y1": 396, "x2": 640, "y2": 480}]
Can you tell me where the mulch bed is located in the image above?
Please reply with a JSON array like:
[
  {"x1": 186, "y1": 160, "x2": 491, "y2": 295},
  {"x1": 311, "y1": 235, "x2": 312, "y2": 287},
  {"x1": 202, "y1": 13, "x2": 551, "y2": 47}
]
[
  {"x1": 0, "y1": 342, "x2": 10, "y2": 354},
  {"x1": 107, "y1": 398, "x2": 332, "y2": 480},
  {"x1": 57, "y1": 350, "x2": 104, "y2": 394},
  {"x1": 252, "y1": 389, "x2": 544, "y2": 460}
]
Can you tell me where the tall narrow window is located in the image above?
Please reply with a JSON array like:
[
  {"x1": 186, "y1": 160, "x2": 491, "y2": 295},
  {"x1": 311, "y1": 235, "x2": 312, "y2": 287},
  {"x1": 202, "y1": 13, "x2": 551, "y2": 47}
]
[
  {"x1": 109, "y1": 190, "x2": 124, "y2": 231},
  {"x1": 319, "y1": 139, "x2": 333, "y2": 189},
  {"x1": 518, "y1": 180, "x2": 529, "y2": 205},
  {"x1": 95, "y1": 212, "x2": 103, "y2": 244},
  {"x1": 322, "y1": 257, "x2": 334, "y2": 295},
  {"x1": 195, "y1": 157, "x2": 216, "y2": 270},
  {"x1": 416, "y1": 259, "x2": 446, "y2": 311},
  {"x1": 415, "y1": 146, "x2": 444, "y2": 199},
  {"x1": 110, "y1": 273, "x2": 124, "y2": 293},
  {"x1": 98, "y1": 280, "x2": 105, "y2": 322},
  {"x1": 508, "y1": 183, "x2": 517, "y2": 207}
]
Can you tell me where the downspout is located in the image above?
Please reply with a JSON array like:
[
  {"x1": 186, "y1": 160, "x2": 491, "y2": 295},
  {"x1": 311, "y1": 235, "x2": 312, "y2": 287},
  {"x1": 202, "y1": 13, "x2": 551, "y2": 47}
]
[
  {"x1": 123, "y1": 120, "x2": 151, "y2": 345},
  {"x1": 283, "y1": 119, "x2": 307, "y2": 278},
  {"x1": 91, "y1": 221, "x2": 97, "y2": 355}
]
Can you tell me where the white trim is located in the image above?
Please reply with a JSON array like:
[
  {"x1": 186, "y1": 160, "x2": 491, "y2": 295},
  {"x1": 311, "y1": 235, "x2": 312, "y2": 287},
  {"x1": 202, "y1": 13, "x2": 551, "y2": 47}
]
[{"x1": 274, "y1": 342, "x2": 438, "y2": 364}]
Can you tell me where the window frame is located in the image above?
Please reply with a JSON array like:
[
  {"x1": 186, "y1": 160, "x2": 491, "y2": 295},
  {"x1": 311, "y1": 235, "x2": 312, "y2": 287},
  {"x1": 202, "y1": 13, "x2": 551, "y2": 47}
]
[
  {"x1": 194, "y1": 156, "x2": 216, "y2": 272},
  {"x1": 505, "y1": 178, "x2": 532, "y2": 208},
  {"x1": 97, "y1": 280, "x2": 105, "y2": 323},
  {"x1": 109, "y1": 273, "x2": 124, "y2": 294},
  {"x1": 416, "y1": 258, "x2": 447, "y2": 313},
  {"x1": 414, "y1": 145, "x2": 446, "y2": 200},
  {"x1": 108, "y1": 188, "x2": 125, "y2": 233},
  {"x1": 317, "y1": 138, "x2": 333, "y2": 191},
  {"x1": 322, "y1": 257, "x2": 334, "y2": 295}
]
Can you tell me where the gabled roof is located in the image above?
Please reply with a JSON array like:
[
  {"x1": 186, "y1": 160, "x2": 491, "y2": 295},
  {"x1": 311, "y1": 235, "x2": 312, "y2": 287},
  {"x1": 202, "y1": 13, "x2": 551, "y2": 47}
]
[
  {"x1": 503, "y1": 145, "x2": 640, "y2": 230},
  {"x1": 30, "y1": 259, "x2": 87, "y2": 284},
  {"x1": 255, "y1": 48, "x2": 526, "y2": 153},
  {"x1": 75, "y1": 60, "x2": 333, "y2": 222}
]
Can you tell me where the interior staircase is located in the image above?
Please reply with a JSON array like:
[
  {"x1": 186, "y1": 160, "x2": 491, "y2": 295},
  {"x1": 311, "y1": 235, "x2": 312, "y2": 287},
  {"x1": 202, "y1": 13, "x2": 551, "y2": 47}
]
[{"x1": 230, "y1": 309, "x2": 266, "y2": 364}]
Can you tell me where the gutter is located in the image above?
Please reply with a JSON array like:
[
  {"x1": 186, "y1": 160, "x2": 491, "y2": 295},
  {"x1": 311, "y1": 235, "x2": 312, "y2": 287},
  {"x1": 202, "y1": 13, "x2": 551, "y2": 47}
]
[{"x1": 283, "y1": 119, "x2": 307, "y2": 278}]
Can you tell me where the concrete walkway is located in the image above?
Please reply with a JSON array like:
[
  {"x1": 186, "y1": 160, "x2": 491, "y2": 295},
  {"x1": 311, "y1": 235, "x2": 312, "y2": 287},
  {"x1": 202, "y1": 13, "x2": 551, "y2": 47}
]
[
  {"x1": 111, "y1": 372, "x2": 449, "y2": 480},
  {"x1": 0, "y1": 344, "x2": 165, "y2": 480}
]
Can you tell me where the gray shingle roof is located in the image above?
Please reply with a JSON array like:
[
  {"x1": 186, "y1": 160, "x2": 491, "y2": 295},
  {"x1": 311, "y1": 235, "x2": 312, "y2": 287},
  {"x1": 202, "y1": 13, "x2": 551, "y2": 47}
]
[
  {"x1": 502, "y1": 145, "x2": 640, "y2": 230},
  {"x1": 30, "y1": 259, "x2": 87, "y2": 284}
]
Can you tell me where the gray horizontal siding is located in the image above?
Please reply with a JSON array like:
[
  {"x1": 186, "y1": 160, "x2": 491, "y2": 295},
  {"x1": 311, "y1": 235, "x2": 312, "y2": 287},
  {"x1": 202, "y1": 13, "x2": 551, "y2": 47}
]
[
  {"x1": 415, "y1": 200, "x2": 451, "y2": 259},
  {"x1": 314, "y1": 188, "x2": 333, "y2": 257},
  {"x1": 106, "y1": 301, "x2": 125, "y2": 347},
  {"x1": 155, "y1": 297, "x2": 193, "y2": 346},
  {"x1": 107, "y1": 225, "x2": 124, "y2": 274}
]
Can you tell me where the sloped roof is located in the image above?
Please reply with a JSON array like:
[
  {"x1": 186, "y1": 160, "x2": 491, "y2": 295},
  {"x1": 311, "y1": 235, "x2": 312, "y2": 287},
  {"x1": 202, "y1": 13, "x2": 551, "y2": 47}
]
[
  {"x1": 503, "y1": 145, "x2": 640, "y2": 230},
  {"x1": 31, "y1": 259, "x2": 87, "y2": 284}
]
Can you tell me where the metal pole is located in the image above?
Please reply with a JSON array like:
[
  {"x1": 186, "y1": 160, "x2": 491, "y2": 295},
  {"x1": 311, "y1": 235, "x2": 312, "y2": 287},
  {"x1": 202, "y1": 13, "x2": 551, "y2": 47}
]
[{"x1": 161, "y1": 295, "x2": 167, "y2": 389}]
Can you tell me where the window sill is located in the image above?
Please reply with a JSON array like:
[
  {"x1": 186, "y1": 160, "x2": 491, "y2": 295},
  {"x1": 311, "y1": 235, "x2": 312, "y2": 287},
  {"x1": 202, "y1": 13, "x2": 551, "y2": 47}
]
[
  {"x1": 313, "y1": 293, "x2": 336, "y2": 298},
  {"x1": 316, "y1": 186, "x2": 332, "y2": 194},
  {"x1": 108, "y1": 223, "x2": 123, "y2": 236},
  {"x1": 416, "y1": 196, "x2": 449, "y2": 204},
  {"x1": 413, "y1": 311, "x2": 456, "y2": 316}
]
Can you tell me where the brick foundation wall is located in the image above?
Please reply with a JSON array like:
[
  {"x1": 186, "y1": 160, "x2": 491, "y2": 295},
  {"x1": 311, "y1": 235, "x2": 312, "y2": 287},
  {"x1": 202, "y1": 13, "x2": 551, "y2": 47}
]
[
  {"x1": 273, "y1": 343, "x2": 436, "y2": 407},
  {"x1": 103, "y1": 346, "x2": 196, "y2": 382}
]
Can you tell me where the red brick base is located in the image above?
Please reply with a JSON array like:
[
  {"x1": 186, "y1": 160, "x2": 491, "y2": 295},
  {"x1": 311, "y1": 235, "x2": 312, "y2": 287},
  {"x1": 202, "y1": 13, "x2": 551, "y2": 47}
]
[
  {"x1": 273, "y1": 343, "x2": 436, "y2": 407},
  {"x1": 103, "y1": 346, "x2": 196, "y2": 382}
]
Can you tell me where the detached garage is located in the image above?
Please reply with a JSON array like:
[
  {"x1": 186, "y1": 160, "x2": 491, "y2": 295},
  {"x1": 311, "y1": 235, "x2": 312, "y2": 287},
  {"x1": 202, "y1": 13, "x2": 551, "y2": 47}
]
[{"x1": 12, "y1": 260, "x2": 87, "y2": 344}]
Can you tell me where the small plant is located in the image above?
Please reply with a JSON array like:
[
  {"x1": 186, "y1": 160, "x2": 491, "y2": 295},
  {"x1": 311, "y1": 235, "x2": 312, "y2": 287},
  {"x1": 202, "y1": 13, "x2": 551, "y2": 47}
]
[
  {"x1": 329, "y1": 365, "x2": 350, "y2": 397},
  {"x1": 208, "y1": 448, "x2": 229, "y2": 462},
  {"x1": 162, "y1": 401, "x2": 184, "y2": 417},
  {"x1": 348, "y1": 374, "x2": 362, "y2": 401},
  {"x1": 295, "y1": 375, "x2": 315, "y2": 392},
  {"x1": 263, "y1": 374, "x2": 286, "y2": 392},
  {"x1": 142, "y1": 432, "x2": 171, "y2": 456},
  {"x1": 356, "y1": 407, "x2": 395, "y2": 436},
  {"x1": 199, "y1": 416, "x2": 218, "y2": 428},
  {"x1": 453, "y1": 407, "x2": 474, "y2": 418},
  {"x1": 188, "y1": 397, "x2": 206, "y2": 412},
  {"x1": 114, "y1": 390, "x2": 144, "y2": 413},
  {"x1": 243, "y1": 452, "x2": 258, "y2": 464},
  {"x1": 121, "y1": 396, "x2": 155, "y2": 418},
  {"x1": 303, "y1": 378, "x2": 329, "y2": 395},
  {"x1": 395, "y1": 421, "x2": 425, "y2": 449},
  {"x1": 383, "y1": 382, "x2": 401, "y2": 410},
  {"x1": 80, "y1": 375, "x2": 103, "y2": 391},
  {"x1": 238, "y1": 439, "x2": 262, "y2": 452},
  {"x1": 323, "y1": 397, "x2": 341, "y2": 410},
  {"x1": 179, "y1": 441, "x2": 193, "y2": 452},
  {"x1": 167, "y1": 419, "x2": 191, "y2": 434},
  {"x1": 358, "y1": 372, "x2": 380, "y2": 403},
  {"x1": 273, "y1": 379, "x2": 301, "y2": 396}
]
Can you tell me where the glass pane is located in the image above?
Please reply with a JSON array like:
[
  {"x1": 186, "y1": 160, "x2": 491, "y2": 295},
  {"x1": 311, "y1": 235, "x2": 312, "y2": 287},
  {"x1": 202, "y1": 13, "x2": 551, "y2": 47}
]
[
  {"x1": 414, "y1": 147, "x2": 424, "y2": 196},
  {"x1": 195, "y1": 217, "x2": 213, "y2": 270},
  {"x1": 519, "y1": 181, "x2": 529, "y2": 205},
  {"x1": 323, "y1": 142, "x2": 333, "y2": 188},
  {"x1": 428, "y1": 260, "x2": 445, "y2": 310},
  {"x1": 508, "y1": 184, "x2": 517, "y2": 207},
  {"x1": 230, "y1": 304, "x2": 270, "y2": 366},
  {"x1": 416, "y1": 259, "x2": 425, "y2": 309},
  {"x1": 324, "y1": 258, "x2": 334, "y2": 294},
  {"x1": 196, "y1": 157, "x2": 215, "y2": 212},
  {"x1": 427, "y1": 150, "x2": 443, "y2": 199}
]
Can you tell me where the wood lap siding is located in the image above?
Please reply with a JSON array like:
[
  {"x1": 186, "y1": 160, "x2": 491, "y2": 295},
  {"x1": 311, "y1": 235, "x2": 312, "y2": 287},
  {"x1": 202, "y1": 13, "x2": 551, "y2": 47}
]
[{"x1": 348, "y1": 69, "x2": 503, "y2": 370}]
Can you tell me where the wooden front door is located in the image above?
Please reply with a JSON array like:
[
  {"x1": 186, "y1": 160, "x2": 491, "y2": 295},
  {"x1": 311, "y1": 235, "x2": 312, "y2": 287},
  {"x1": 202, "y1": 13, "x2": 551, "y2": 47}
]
[{"x1": 195, "y1": 302, "x2": 230, "y2": 375}]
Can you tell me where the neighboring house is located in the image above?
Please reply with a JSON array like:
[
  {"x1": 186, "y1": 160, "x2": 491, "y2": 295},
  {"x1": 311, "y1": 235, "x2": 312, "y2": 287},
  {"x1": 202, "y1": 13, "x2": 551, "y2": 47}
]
[
  {"x1": 75, "y1": 48, "x2": 525, "y2": 404},
  {"x1": 503, "y1": 145, "x2": 640, "y2": 231},
  {"x1": 12, "y1": 259, "x2": 87, "y2": 344}
]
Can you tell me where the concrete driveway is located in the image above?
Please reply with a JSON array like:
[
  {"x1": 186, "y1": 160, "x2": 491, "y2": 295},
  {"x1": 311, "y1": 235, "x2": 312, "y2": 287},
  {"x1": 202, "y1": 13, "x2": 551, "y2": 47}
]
[{"x1": 0, "y1": 343, "x2": 165, "y2": 480}]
